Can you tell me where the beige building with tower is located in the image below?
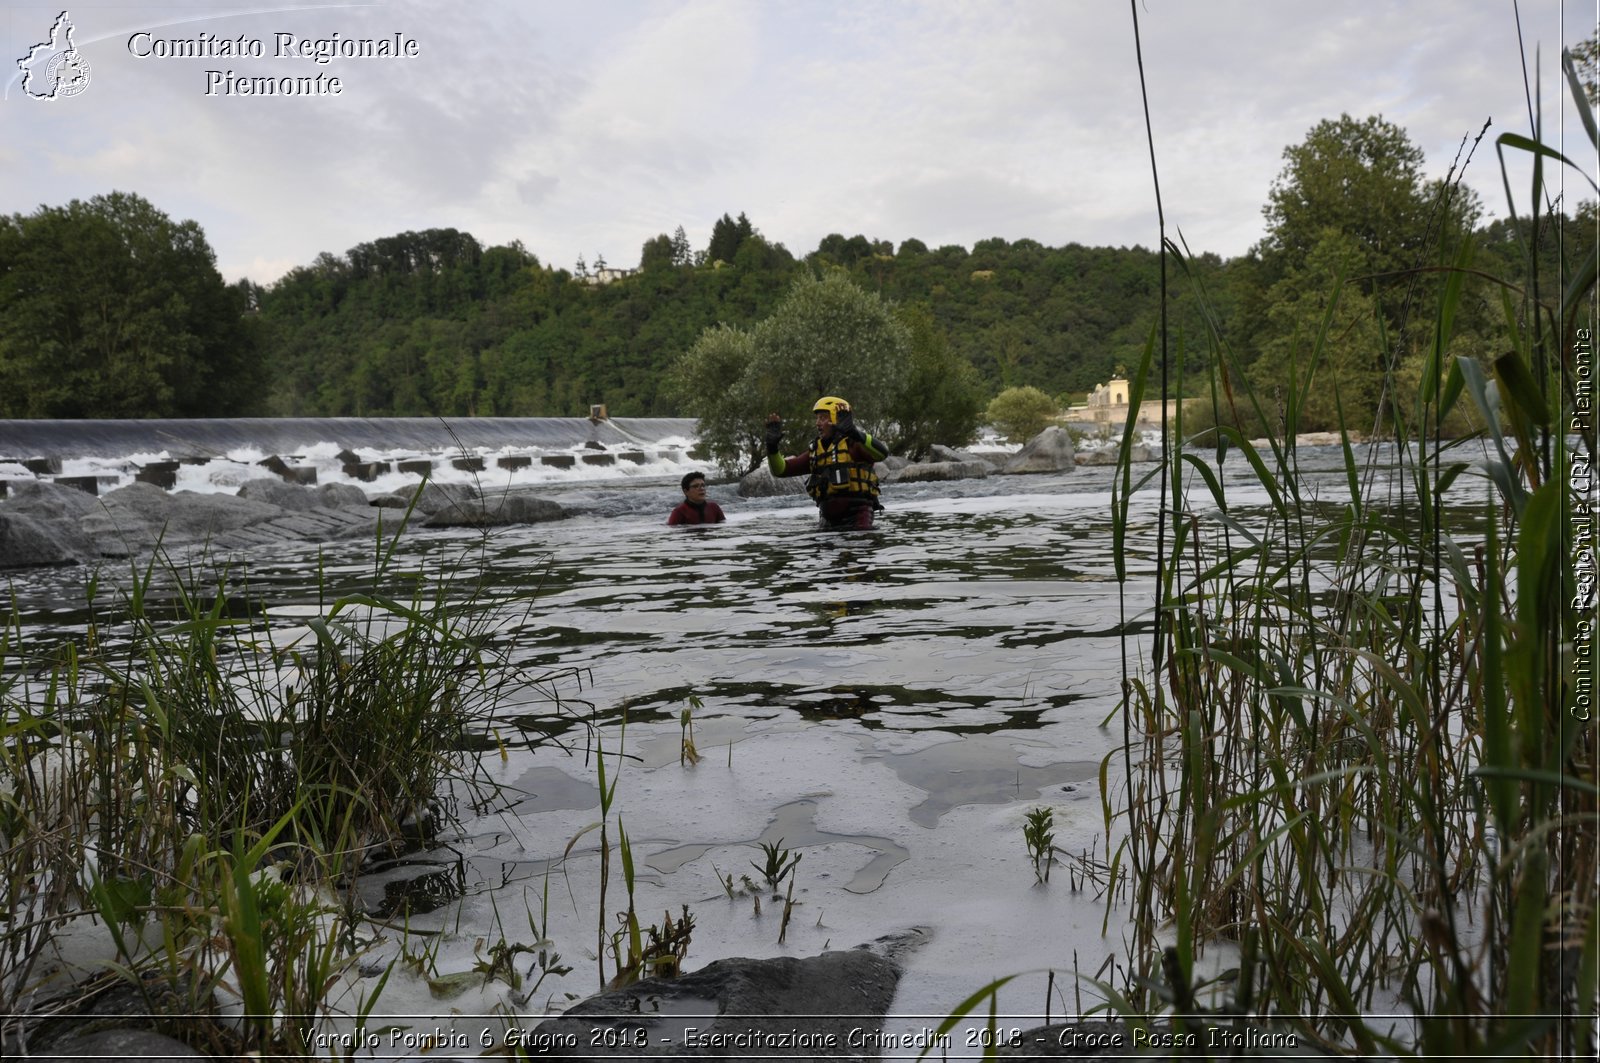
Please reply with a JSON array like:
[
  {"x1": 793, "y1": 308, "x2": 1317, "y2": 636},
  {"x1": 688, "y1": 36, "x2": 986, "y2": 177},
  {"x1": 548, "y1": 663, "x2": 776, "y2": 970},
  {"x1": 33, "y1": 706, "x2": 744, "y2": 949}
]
[{"x1": 1074, "y1": 376, "x2": 1190, "y2": 428}]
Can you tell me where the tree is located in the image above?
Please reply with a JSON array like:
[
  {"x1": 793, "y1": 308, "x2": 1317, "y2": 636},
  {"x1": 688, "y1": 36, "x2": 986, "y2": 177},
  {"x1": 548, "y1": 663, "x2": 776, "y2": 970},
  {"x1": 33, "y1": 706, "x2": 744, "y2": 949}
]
[
  {"x1": 670, "y1": 225, "x2": 693, "y2": 267},
  {"x1": 1247, "y1": 232, "x2": 1388, "y2": 432},
  {"x1": 1258, "y1": 115, "x2": 1432, "y2": 297},
  {"x1": 707, "y1": 212, "x2": 757, "y2": 265},
  {"x1": 883, "y1": 303, "x2": 984, "y2": 456},
  {"x1": 670, "y1": 272, "x2": 912, "y2": 475},
  {"x1": 985, "y1": 386, "x2": 1058, "y2": 443},
  {"x1": 639, "y1": 234, "x2": 675, "y2": 272},
  {"x1": 0, "y1": 191, "x2": 259, "y2": 417}
]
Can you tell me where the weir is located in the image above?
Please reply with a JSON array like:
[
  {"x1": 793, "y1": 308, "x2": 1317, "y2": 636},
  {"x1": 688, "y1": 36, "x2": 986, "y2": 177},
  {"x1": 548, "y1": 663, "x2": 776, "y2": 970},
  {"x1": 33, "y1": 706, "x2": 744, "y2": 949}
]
[{"x1": 0, "y1": 417, "x2": 698, "y2": 461}]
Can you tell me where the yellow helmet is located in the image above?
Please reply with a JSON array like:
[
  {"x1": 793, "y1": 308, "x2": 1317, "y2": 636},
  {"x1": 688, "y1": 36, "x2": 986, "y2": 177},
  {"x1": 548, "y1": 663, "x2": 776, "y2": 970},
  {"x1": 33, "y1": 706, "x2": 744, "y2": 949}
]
[{"x1": 812, "y1": 396, "x2": 851, "y2": 424}]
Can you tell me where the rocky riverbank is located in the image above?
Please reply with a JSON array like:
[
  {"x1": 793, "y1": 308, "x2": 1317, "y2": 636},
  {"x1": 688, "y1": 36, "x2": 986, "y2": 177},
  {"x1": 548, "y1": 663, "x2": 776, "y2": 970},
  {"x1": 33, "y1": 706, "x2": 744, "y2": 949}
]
[{"x1": 0, "y1": 477, "x2": 567, "y2": 569}]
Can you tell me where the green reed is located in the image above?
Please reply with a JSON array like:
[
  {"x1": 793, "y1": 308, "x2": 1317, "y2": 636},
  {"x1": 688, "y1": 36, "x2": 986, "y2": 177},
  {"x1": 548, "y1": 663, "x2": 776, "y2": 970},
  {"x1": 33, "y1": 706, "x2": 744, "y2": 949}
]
[
  {"x1": 0, "y1": 494, "x2": 582, "y2": 1056},
  {"x1": 1106, "y1": 44, "x2": 1597, "y2": 1058}
]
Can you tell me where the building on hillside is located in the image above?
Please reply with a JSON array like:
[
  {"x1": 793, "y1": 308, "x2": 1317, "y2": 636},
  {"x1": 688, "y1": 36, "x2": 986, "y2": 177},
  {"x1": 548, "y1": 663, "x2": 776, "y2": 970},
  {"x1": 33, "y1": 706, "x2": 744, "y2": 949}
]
[
  {"x1": 583, "y1": 267, "x2": 637, "y2": 285},
  {"x1": 1069, "y1": 376, "x2": 1191, "y2": 430}
]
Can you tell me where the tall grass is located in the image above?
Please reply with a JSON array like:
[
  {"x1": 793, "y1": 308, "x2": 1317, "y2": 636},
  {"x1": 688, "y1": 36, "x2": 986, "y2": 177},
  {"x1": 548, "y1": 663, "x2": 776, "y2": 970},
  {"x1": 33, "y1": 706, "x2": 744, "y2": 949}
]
[
  {"x1": 0, "y1": 505, "x2": 584, "y2": 1055},
  {"x1": 1107, "y1": 39, "x2": 1598, "y2": 1058}
]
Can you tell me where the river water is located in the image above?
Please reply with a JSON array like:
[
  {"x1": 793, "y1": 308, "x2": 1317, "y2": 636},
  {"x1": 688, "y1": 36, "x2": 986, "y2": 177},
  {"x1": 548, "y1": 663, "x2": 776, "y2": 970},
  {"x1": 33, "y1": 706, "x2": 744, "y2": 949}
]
[{"x1": 1, "y1": 427, "x2": 1491, "y2": 1055}]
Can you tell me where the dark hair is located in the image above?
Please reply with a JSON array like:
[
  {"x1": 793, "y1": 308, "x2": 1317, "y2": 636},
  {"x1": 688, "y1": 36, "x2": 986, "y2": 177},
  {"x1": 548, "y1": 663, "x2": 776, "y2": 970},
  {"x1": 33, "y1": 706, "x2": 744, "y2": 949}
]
[{"x1": 681, "y1": 471, "x2": 707, "y2": 493}]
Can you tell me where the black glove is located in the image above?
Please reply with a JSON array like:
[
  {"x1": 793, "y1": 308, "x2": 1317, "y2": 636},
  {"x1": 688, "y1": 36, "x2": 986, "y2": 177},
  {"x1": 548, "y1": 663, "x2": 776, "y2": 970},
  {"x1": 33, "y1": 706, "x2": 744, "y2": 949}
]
[
  {"x1": 763, "y1": 418, "x2": 784, "y2": 455},
  {"x1": 836, "y1": 408, "x2": 864, "y2": 443}
]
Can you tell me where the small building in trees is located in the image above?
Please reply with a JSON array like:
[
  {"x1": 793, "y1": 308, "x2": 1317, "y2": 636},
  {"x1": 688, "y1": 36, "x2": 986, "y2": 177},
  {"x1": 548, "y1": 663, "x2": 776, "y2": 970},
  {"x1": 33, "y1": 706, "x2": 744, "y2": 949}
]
[{"x1": 1075, "y1": 376, "x2": 1187, "y2": 428}]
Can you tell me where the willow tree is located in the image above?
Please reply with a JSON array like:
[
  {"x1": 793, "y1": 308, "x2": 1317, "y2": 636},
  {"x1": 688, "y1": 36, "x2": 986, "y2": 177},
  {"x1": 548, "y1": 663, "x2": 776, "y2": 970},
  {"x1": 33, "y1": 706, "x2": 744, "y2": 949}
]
[{"x1": 670, "y1": 271, "x2": 913, "y2": 475}]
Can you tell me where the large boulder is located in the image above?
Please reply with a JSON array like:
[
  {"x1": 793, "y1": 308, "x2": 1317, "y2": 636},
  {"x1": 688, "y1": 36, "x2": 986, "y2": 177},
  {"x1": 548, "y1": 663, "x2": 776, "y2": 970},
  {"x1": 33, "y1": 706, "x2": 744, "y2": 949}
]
[
  {"x1": 738, "y1": 465, "x2": 809, "y2": 498},
  {"x1": 237, "y1": 477, "x2": 317, "y2": 511},
  {"x1": 524, "y1": 948, "x2": 902, "y2": 1059},
  {"x1": 423, "y1": 493, "x2": 564, "y2": 527},
  {"x1": 928, "y1": 444, "x2": 985, "y2": 463},
  {"x1": 0, "y1": 510, "x2": 92, "y2": 567},
  {"x1": 1000, "y1": 426, "x2": 1076, "y2": 474},
  {"x1": 317, "y1": 482, "x2": 371, "y2": 508},
  {"x1": 1, "y1": 479, "x2": 100, "y2": 522},
  {"x1": 376, "y1": 481, "x2": 481, "y2": 516},
  {"x1": 895, "y1": 460, "x2": 994, "y2": 482},
  {"x1": 1074, "y1": 443, "x2": 1156, "y2": 467},
  {"x1": 157, "y1": 490, "x2": 282, "y2": 539}
]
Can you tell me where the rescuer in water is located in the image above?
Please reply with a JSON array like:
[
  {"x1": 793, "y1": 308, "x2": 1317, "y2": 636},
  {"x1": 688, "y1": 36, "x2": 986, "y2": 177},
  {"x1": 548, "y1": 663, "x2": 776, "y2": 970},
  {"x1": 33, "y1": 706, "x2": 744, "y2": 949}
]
[{"x1": 764, "y1": 396, "x2": 887, "y2": 530}]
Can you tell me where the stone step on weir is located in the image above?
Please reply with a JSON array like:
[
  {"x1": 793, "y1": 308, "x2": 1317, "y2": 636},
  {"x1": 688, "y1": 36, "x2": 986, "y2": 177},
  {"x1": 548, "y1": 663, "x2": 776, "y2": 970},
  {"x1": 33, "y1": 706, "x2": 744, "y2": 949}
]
[
  {"x1": 581, "y1": 453, "x2": 615, "y2": 467},
  {"x1": 135, "y1": 461, "x2": 180, "y2": 489},
  {"x1": 497, "y1": 456, "x2": 532, "y2": 471},
  {"x1": 618, "y1": 451, "x2": 647, "y2": 464},
  {"x1": 541, "y1": 455, "x2": 575, "y2": 469},
  {"x1": 52, "y1": 475, "x2": 101, "y2": 495},
  {"x1": 451, "y1": 456, "x2": 485, "y2": 472},
  {"x1": 257, "y1": 455, "x2": 319, "y2": 486},
  {"x1": 342, "y1": 461, "x2": 391, "y2": 482},
  {"x1": 23, "y1": 457, "x2": 62, "y2": 475},
  {"x1": 398, "y1": 459, "x2": 433, "y2": 476}
]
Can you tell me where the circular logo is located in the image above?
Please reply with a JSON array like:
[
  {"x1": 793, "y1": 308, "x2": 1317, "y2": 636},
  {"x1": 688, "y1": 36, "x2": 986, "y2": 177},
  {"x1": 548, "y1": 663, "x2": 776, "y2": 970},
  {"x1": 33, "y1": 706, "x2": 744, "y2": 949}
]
[{"x1": 45, "y1": 49, "x2": 91, "y2": 98}]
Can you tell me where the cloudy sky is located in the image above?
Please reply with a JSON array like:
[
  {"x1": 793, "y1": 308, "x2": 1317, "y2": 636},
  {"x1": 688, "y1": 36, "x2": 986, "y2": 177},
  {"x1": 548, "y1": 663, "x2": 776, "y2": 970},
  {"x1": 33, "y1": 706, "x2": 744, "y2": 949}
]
[{"x1": 4, "y1": 1, "x2": 1596, "y2": 285}]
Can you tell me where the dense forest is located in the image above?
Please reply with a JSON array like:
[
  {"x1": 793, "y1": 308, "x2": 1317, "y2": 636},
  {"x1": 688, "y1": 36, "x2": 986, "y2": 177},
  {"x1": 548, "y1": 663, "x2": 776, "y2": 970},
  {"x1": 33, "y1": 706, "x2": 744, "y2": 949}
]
[{"x1": 1, "y1": 114, "x2": 1594, "y2": 433}]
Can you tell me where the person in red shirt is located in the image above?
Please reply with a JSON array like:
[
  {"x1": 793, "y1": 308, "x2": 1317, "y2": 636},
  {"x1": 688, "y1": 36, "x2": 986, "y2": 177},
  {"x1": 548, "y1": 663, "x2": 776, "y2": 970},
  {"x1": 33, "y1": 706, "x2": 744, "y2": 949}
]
[
  {"x1": 667, "y1": 471, "x2": 726, "y2": 526},
  {"x1": 764, "y1": 396, "x2": 887, "y2": 529}
]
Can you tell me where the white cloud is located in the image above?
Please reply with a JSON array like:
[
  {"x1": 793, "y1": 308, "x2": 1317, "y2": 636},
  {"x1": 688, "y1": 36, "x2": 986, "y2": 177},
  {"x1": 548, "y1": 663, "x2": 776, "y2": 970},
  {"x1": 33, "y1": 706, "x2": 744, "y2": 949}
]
[{"x1": 4, "y1": 0, "x2": 1593, "y2": 283}]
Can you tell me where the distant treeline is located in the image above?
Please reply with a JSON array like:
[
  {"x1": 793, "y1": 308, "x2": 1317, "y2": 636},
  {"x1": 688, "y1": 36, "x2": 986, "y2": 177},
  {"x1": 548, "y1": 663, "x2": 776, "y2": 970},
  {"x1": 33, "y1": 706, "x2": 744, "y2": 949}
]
[
  {"x1": 248, "y1": 219, "x2": 1200, "y2": 418},
  {"x1": 2, "y1": 115, "x2": 1594, "y2": 430}
]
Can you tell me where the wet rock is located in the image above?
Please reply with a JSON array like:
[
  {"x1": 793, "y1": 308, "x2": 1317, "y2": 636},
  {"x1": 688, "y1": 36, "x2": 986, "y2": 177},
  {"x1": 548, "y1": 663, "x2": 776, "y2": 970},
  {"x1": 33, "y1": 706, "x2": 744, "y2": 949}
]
[
  {"x1": 153, "y1": 489, "x2": 282, "y2": 539},
  {"x1": 929, "y1": 444, "x2": 985, "y2": 463},
  {"x1": 237, "y1": 477, "x2": 317, "y2": 512},
  {"x1": 422, "y1": 493, "x2": 564, "y2": 527},
  {"x1": 2, "y1": 479, "x2": 101, "y2": 522},
  {"x1": 1074, "y1": 443, "x2": 1155, "y2": 466},
  {"x1": 0, "y1": 511, "x2": 90, "y2": 566},
  {"x1": 894, "y1": 460, "x2": 994, "y2": 482},
  {"x1": 738, "y1": 464, "x2": 808, "y2": 498},
  {"x1": 317, "y1": 483, "x2": 370, "y2": 508},
  {"x1": 49, "y1": 1029, "x2": 204, "y2": 1061},
  {"x1": 1001, "y1": 427, "x2": 1075, "y2": 475},
  {"x1": 412, "y1": 482, "x2": 480, "y2": 515},
  {"x1": 525, "y1": 948, "x2": 902, "y2": 1059}
]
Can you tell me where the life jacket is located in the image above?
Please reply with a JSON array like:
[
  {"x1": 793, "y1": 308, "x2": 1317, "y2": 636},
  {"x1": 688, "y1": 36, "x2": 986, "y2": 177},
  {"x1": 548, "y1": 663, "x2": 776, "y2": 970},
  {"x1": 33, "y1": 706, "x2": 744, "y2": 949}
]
[{"x1": 806, "y1": 435, "x2": 879, "y2": 503}]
